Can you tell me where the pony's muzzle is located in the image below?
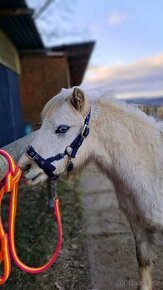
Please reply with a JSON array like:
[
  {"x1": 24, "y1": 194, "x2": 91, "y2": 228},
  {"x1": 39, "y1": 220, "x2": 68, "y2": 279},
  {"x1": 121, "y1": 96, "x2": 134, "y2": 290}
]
[
  {"x1": 18, "y1": 154, "x2": 34, "y2": 173},
  {"x1": 22, "y1": 163, "x2": 32, "y2": 172}
]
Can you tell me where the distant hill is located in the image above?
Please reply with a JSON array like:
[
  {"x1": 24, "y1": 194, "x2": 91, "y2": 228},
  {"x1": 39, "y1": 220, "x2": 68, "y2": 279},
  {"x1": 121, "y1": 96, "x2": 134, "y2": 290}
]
[{"x1": 124, "y1": 96, "x2": 163, "y2": 106}]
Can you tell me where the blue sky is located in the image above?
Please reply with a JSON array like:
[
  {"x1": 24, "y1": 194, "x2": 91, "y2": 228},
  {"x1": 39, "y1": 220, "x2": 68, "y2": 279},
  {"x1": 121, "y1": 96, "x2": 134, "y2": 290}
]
[
  {"x1": 83, "y1": 0, "x2": 163, "y2": 64},
  {"x1": 27, "y1": 0, "x2": 163, "y2": 98}
]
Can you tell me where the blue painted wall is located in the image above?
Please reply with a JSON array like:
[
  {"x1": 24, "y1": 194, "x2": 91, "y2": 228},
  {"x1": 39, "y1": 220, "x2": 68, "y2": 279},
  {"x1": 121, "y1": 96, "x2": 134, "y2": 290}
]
[{"x1": 0, "y1": 64, "x2": 23, "y2": 147}]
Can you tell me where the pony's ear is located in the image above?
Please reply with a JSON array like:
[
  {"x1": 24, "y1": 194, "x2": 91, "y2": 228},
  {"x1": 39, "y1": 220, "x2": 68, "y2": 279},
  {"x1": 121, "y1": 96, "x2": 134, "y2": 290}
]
[{"x1": 70, "y1": 87, "x2": 86, "y2": 112}]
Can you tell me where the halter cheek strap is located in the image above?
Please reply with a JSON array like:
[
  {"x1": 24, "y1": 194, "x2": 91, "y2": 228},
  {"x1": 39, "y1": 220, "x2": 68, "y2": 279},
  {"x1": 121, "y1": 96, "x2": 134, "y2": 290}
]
[{"x1": 26, "y1": 110, "x2": 91, "y2": 179}]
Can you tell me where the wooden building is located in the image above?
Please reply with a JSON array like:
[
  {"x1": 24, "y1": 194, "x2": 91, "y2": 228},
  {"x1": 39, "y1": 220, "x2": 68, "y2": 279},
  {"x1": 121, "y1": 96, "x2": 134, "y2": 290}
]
[
  {"x1": 0, "y1": 29, "x2": 23, "y2": 147},
  {"x1": 0, "y1": 0, "x2": 95, "y2": 146},
  {"x1": 20, "y1": 41, "x2": 94, "y2": 125}
]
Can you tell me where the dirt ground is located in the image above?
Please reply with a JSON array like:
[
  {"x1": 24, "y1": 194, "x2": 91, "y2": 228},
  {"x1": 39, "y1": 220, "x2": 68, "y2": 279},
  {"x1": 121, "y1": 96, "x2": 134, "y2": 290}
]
[{"x1": 80, "y1": 166, "x2": 163, "y2": 290}]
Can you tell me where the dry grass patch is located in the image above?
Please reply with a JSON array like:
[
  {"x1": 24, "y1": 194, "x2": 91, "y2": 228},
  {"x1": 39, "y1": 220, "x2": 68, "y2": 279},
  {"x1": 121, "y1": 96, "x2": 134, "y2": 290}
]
[{"x1": 1, "y1": 180, "x2": 90, "y2": 290}]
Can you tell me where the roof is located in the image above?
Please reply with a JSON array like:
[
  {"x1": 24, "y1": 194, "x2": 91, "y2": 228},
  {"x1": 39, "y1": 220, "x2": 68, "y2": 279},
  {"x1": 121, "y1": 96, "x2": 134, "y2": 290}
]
[
  {"x1": 0, "y1": 0, "x2": 43, "y2": 50},
  {"x1": 19, "y1": 41, "x2": 95, "y2": 86},
  {"x1": 0, "y1": 1, "x2": 95, "y2": 85},
  {"x1": 51, "y1": 41, "x2": 95, "y2": 86}
]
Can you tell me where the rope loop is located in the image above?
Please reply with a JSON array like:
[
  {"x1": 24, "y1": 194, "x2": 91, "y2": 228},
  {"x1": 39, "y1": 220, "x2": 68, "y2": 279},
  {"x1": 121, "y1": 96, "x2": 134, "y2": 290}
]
[{"x1": 0, "y1": 149, "x2": 62, "y2": 285}]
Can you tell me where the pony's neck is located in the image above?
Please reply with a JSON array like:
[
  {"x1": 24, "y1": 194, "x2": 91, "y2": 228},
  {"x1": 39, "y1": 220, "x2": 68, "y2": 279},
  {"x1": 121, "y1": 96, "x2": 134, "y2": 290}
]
[
  {"x1": 89, "y1": 98, "x2": 157, "y2": 181},
  {"x1": 89, "y1": 99, "x2": 124, "y2": 175}
]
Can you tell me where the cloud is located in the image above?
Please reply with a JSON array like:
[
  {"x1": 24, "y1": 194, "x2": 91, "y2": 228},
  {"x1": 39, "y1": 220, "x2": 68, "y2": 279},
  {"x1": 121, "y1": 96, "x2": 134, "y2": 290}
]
[
  {"x1": 83, "y1": 54, "x2": 163, "y2": 99},
  {"x1": 107, "y1": 12, "x2": 128, "y2": 26}
]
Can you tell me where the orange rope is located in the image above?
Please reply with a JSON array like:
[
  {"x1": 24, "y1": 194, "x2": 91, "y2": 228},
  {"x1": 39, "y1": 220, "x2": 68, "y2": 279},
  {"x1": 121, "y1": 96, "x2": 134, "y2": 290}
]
[{"x1": 0, "y1": 150, "x2": 62, "y2": 285}]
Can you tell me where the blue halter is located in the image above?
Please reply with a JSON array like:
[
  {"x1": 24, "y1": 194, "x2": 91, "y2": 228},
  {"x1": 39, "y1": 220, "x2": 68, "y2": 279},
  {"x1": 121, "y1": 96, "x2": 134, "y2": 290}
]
[{"x1": 26, "y1": 111, "x2": 91, "y2": 179}]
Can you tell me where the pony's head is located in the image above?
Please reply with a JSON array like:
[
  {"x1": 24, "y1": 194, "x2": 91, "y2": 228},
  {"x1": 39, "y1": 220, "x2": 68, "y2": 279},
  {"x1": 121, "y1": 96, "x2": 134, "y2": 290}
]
[{"x1": 18, "y1": 87, "x2": 91, "y2": 185}]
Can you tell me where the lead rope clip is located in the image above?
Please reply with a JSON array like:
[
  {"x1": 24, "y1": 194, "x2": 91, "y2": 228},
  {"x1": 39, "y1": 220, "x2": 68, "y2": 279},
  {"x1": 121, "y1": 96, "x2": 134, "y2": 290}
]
[{"x1": 66, "y1": 147, "x2": 74, "y2": 172}]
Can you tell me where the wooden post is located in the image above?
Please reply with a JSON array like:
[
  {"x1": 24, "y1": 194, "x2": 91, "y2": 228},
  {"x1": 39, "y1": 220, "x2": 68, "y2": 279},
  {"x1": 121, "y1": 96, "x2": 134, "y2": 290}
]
[{"x1": 0, "y1": 131, "x2": 38, "y2": 181}]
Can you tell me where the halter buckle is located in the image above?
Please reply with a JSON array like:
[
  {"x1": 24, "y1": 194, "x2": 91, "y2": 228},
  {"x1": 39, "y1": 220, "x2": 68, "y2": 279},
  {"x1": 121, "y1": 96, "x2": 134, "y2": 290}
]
[
  {"x1": 67, "y1": 155, "x2": 74, "y2": 171},
  {"x1": 81, "y1": 124, "x2": 89, "y2": 139},
  {"x1": 26, "y1": 146, "x2": 35, "y2": 160}
]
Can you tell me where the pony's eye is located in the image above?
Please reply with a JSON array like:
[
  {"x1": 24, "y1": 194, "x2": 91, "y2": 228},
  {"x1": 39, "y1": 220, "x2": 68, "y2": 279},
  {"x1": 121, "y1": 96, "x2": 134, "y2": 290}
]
[{"x1": 55, "y1": 125, "x2": 70, "y2": 134}]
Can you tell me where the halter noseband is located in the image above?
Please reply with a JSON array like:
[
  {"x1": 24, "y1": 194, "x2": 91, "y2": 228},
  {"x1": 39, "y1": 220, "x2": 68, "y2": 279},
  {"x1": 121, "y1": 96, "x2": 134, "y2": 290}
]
[{"x1": 26, "y1": 111, "x2": 91, "y2": 179}]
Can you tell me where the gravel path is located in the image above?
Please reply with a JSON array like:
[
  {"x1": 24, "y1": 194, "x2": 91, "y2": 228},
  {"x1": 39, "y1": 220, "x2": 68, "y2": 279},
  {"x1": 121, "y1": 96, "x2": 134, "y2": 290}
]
[{"x1": 80, "y1": 166, "x2": 163, "y2": 290}]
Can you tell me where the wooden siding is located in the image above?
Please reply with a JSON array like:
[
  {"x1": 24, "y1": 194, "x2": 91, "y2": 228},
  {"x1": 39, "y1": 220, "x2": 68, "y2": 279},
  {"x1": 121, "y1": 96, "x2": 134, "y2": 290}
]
[
  {"x1": 0, "y1": 64, "x2": 23, "y2": 146},
  {"x1": 20, "y1": 54, "x2": 70, "y2": 126},
  {"x1": 0, "y1": 29, "x2": 20, "y2": 73}
]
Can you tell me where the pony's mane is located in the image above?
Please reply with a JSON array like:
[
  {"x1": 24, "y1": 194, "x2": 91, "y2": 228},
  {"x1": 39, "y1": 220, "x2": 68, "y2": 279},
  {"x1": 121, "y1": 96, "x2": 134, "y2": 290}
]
[
  {"x1": 41, "y1": 87, "x2": 162, "y2": 131},
  {"x1": 41, "y1": 89, "x2": 70, "y2": 119},
  {"x1": 83, "y1": 87, "x2": 159, "y2": 127},
  {"x1": 85, "y1": 87, "x2": 161, "y2": 127}
]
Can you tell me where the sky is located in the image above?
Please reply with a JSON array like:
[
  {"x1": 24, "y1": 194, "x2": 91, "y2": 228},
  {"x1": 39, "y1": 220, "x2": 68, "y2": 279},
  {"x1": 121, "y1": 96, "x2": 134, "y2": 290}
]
[{"x1": 27, "y1": 0, "x2": 163, "y2": 99}]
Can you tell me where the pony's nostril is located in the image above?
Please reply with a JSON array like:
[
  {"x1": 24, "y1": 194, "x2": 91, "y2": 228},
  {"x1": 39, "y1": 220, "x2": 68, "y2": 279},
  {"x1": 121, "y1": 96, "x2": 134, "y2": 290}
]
[{"x1": 23, "y1": 163, "x2": 32, "y2": 172}]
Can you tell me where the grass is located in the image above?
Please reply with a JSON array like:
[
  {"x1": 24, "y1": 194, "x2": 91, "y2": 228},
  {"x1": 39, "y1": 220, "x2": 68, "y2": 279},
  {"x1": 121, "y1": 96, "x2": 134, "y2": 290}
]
[{"x1": 1, "y1": 179, "x2": 90, "y2": 290}]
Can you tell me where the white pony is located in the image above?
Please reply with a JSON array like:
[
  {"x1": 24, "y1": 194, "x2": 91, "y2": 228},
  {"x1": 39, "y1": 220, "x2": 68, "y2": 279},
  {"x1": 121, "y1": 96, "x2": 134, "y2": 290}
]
[{"x1": 19, "y1": 87, "x2": 163, "y2": 290}]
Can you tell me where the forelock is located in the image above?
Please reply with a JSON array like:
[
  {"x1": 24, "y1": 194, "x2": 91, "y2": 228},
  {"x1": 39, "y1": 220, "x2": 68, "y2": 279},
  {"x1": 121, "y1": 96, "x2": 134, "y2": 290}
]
[{"x1": 41, "y1": 88, "x2": 73, "y2": 120}]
